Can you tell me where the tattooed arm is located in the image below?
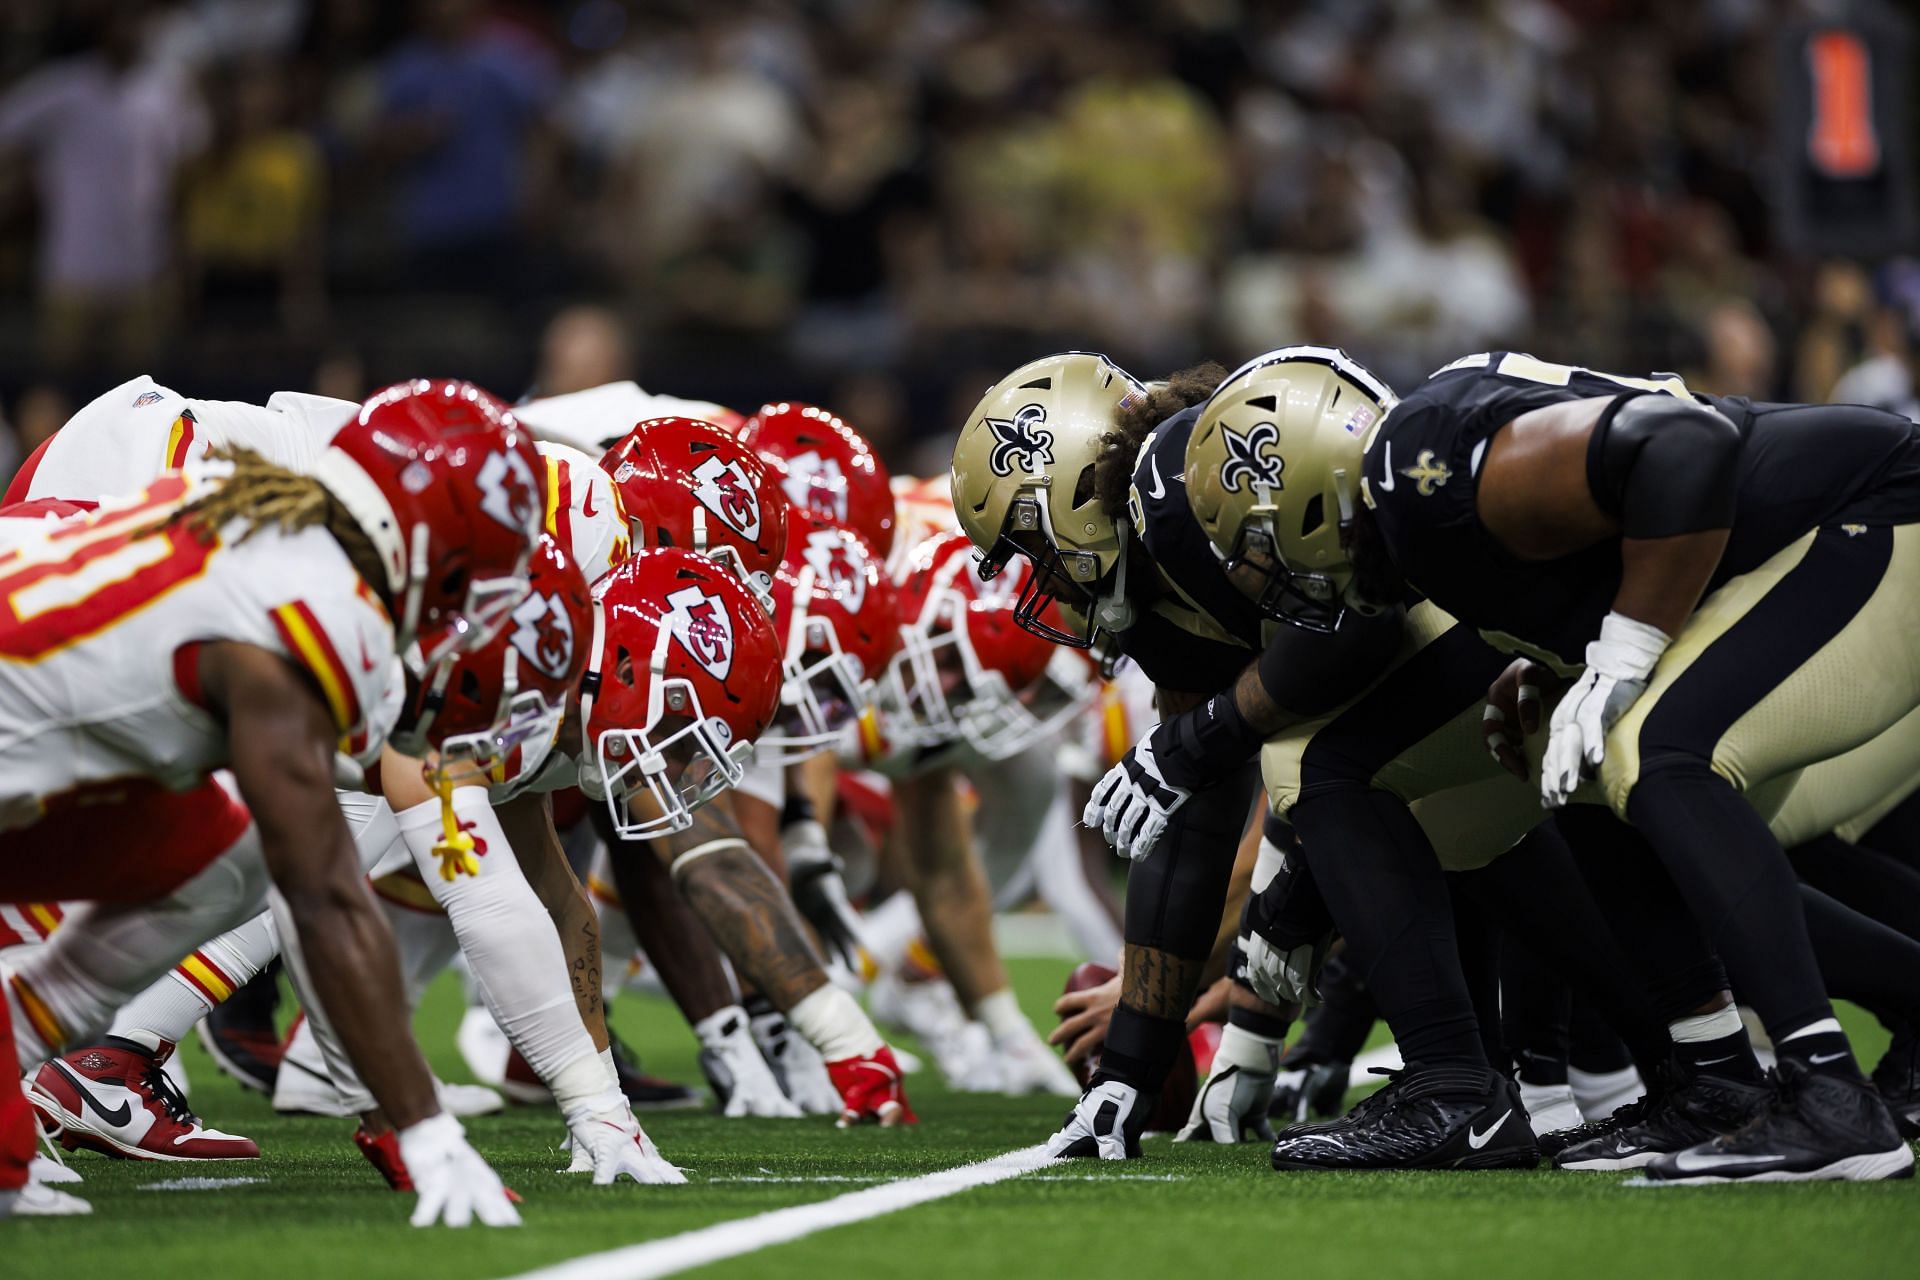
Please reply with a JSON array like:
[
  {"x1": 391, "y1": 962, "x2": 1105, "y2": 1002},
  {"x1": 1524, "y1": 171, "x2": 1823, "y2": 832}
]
[
  {"x1": 497, "y1": 791, "x2": 608, "y2": 1051},
  {"x1": 659, "y1": 793, "x2": 831, "y2": 1012}
]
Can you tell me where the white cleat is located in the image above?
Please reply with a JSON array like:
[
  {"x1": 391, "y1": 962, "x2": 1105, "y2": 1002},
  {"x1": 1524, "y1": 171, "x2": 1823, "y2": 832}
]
[
  {"x1": 30, "y1": 1153, "x2": 83, "y2": 1185},
  {"x1": 566, "y1": 1106, "x2": 688, "y2": 1185},
  {"x1": 437, "y1": 1080, "x2": 505, "y2": 1118},
  {"x1": 456, "y1": 1005, "x2": 511, "y2": 1089},
  {"x1": 992, "y1": 1026, "x2": 1082, "y2": 1098},
  {"x1": 2, "y1": 1181, "x2": 93, "y2": 1218},
  {"x1": 272, "y1": 1020, "x2": 356, "y2": 1118},
  {"x1": 696, "y1": 1006, "x2": 802, "y2": 1118}
]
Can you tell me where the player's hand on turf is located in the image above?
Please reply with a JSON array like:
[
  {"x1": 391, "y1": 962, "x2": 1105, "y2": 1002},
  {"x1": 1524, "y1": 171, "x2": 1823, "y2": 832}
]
[
  {"x1": 784, "y1": 819, "x2": 869, "y2": 971},
  {"x1": 1482, "y1": 658, "x2": 1553, "y2": 781},
  {"x1": 1044, "y1": 1079, "x2": 1146, "y2": 1160},
  {"x1": 1083, "y1": 737, "x2": 1191, "y2": 861},
  {"x1": 1541, "y1": 613, "x2": 1668, "y2": 809},
  {"x1": 826, "y1": 1046, "x2": 917, "y2": 1127},
  {"x1": 568, "y1": 1105, "x2": 688, "y2": 1185},
  {"x1": 1049, "y1": 973, "x2": 1119, "y2": 1070},
  {"x1": 397, "y1": 1112, "x2": 520, "y2": 1228}
]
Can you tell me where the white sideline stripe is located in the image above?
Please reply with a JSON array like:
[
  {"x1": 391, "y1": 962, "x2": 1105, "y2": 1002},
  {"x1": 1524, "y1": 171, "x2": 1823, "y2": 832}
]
[
  {"x1": 504, "y1": 1145, "x2": 1061, "y2": 1280},
  {"x1": 138, "y1": 1176, "x2": 269, "y2": 1192}
]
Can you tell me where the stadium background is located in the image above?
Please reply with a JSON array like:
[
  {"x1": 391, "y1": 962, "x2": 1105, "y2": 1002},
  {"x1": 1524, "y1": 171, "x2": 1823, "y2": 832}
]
[{"x1": 0, "y1": 0, "x2": 1913, "y2": 487}]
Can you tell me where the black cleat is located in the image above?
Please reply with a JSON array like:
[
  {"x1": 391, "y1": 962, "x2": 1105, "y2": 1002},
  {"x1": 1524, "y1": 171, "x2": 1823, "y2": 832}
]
[
  {"x1": 1870, "y1": 1026, "x2": 1920, "y2": 1139},
  {"x1": 1268, "y1": 1064, "x2": 1539, "y2": 1171},
  {"x1": 1553, "y1": 1062, "x2": 1770, "y2": 1170},
  {"x1": 610, "y1": 1031, "x2": 700, "y2": 1111},
  {"x1": 194, "y1": 966, "x2": 285, "y2": 1095},
  {"x1": 1644, "y1": 1060, "x2": 1915, "y2": 1184}
]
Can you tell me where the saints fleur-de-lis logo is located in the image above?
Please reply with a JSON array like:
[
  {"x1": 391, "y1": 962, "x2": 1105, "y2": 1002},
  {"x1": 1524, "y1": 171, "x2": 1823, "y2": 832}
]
[
  {"x1": 1219, "y1": 421, "x2": 1284, "y2": 494},
  {"x1": 1398, "y1": 449, "x2": 1452, "y2": 497},
  {"x1": 984, "y1": 403, "x2": 1054, "y2": 477}
]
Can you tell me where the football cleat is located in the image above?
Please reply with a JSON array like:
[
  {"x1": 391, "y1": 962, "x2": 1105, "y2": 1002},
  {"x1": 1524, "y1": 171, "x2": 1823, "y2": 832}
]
[
  {"x1": 696, "y1": 1007, "x2": 803, "y2": 1118},
  {"x1": 566, "y1": 1105, "x2": 688, "y2": 1185},
  {"x1": 991, "y1": 1026, "x2": 1082, "y2": 1099},
  {"x1": 0, "y1": 1181, "x2": 92, "y2": 1218},
  {"x1": 437, "y1": 1079, "x2": 505, "y2": 1118},
  {"x1": 1268, "y1": 1064, "x2": 1539, "y2": 1171},
  {"x1": 193, "y1": 966, "x2": 285, "y2": 1094},
  {"x1": 1269, "y1": 1046, "x2": 1350, "y2": 1123},
  {"x1": 749, "y1": 1006, "x2": 842, "y2": 1116},
  {"x1": 1870, "y1": 1025, "x2": 1920, "y2": 1139},
  {"x1": 1552, "y1": 1063, "x2": 1769, "y2": 1170},
  {"x1": 611, "y1": 1031, "x2": 702, "y2": 1111},
  {"x1": 30, "y1": 1112, "x2": 83, "y2": 1184},
  {"x1": 354, "y1": 1123, "x2": 413, "y2": 1190},
  {"x1": 827, "y1": 1046, "x2": 917, "y2": 1127},
  {"x1": 29, "y1": 1040, "x2": 259, "y2": 1161},
  {"x1": 272, "y1": 1017, "x2": 355, "y2": 1117},
  {"x1": 1046, "y1": 1078, "x2": 1152, "y2": 1159},
  {"x1": 1643, "y1": 1060, "x2": 1915, "y2": 1184}
]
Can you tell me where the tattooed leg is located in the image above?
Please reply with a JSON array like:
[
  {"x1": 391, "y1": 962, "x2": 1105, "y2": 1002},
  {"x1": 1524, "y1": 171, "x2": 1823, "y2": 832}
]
[{"x1": 499, "y1": 792, "x2": 608, "y2": 1050}]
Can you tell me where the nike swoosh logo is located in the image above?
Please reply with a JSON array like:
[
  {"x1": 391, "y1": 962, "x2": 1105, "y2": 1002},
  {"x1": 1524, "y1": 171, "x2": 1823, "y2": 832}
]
[
  {"x1": 1694, "y1": 1054, "x2": 1738, "y2": 1067},
  {"x1": 582, "y1": 486, "x2": 598, "y2": 518},
  {"x1": 1375, "y1": 441, "x2": 1394, "y2": 491},
  {"x1": 50, "y1": 1060, "x2": 133, "y2": 1128},
  {"x1": 1466, "y1": 1108, "x2": 1511, "y2": 1149},
  {"x1": 1809, "y1": 1051, "x2": 1848, "y2": 1065},
  {"x1": 1672, "y1": 1148, "x2": 1784, "y2": 1173},
  {"x1": 1145, "y1": 455, "x2": 1166, "y2": 501}
]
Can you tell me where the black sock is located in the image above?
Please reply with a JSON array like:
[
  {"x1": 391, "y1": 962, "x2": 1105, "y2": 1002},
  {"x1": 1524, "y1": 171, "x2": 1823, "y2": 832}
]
[
  {"x1": 1093, "y1": 1004, "x2": 1183, "y2": 1093},
  {"x1": 1514, "y1": 1048, "x2": 1569, "y2": 1087},
  {"x1": 1672, "y1": 1027, "x2": 1763, "y2": 1081},
  {"x1": 1775, "y1": 1023, "x2": 1864, "y2": 1081}
]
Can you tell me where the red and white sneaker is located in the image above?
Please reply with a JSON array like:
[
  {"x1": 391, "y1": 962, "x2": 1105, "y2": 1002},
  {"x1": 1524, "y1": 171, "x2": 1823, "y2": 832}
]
[
  {"x1": 28, "y1": 1039, "x2": 260, "y2": 1161},
  {"x1": 826, "y1": 1046, "x2": 917, "y2": 1128}
]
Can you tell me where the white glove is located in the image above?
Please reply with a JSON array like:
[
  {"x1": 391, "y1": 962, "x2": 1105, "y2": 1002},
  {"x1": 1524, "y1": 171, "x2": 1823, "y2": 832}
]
[
  {"x1": 1083, "y1": 737, "x2": 1192, "y2": 861},
  {"x1": 1541, "y1": 612, "x2": 1669, "y2": 809},
  {"x1": 1242, "y1": 930, "x2": 1326, "y2": 1009},
  {"x1": 1177, "y1": 1024, "x2": 1281, "y2": 1144},
  {"x1": 397, "y1": 1112, "x2": 520, "y2": 1228},
  {"x1": 566, "y1": 1105, "x2": 688, "y2": 1186},
  {"x1": 1043, "y1": 1079, "x2": 1147, "y2": 1160}
]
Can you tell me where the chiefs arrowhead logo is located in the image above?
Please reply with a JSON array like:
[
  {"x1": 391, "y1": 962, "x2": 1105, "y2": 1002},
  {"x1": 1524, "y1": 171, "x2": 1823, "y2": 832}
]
[
  {"x1": 477, "y1": 449, "x2": 542, "y2": 537},
  {"x1": 664, "y1": 584, "x2": 735, "y2": 681},
  {"x1": 507, "y1": 590, "x2": 576, "y2": 680},
  {"x1": 801, "y1": 527, "x2": 868, "y2": 614},
  {"x1": 779, "y1": 450, "x2": 847, "y2": 523},
  {"x1": 691, "y1": 454, "x2": 763, "y2": 542}
]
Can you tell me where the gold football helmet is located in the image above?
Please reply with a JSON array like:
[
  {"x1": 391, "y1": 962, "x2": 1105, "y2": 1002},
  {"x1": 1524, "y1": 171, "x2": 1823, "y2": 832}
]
[
  {"x1": 1186, "y1": 346, "x2": 1396, "y2": 631},
  {"x1": 950, "y1": 352, "x2": 1145, "y2": 645}
]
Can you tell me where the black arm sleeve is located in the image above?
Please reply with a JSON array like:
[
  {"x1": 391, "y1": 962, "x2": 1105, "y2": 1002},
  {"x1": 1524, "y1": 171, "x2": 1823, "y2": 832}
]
[{"x1": 1585, "y1": 394, "x2": 1743, "y2": 539}]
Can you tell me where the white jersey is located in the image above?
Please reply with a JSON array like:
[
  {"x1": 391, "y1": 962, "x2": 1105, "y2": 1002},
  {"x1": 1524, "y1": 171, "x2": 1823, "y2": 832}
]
[
  {"x1": 23, "y1": 375, "x2": 357, "y2": 504},
  {"x1": 514, "y1": 381, "x2": 739, "y2": 457},
  {"x1": 0, "y1": 471, "x2": 398, "y2": 831}
]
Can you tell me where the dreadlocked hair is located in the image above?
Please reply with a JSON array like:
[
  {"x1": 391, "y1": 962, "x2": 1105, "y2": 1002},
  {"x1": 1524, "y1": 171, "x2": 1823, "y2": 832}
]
[
  {"x1": 1091, "y1": 361, "x2": 1229, "y2": 519},
  {"x1": 154, "y1": 446, "x2": 389, "y2": 598}
]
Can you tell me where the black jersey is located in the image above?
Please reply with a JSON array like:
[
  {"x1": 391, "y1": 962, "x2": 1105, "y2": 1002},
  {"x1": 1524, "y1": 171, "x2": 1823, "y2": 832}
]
[{"x1": 1363, "y1": 352, "x2": 1920, "y2": 670}]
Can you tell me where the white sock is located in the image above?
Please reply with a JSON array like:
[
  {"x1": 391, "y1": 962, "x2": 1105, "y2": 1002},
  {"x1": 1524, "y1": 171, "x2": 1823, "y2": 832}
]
[
  {"x1": 976, "y1": 988, "x2": 1033, "y2": 1044},
  {"x1": 110, "y1": 912, "x2": 282, "y2": 1052},
  {"x1": 1669, "y1": 1002, "x2": 1745, "y2": 1042},
  {"x1": 1251, "y1": 836, "x2": 1289, "y2": 893},
  {"x1": 786, "y1": 986, "x2": 883, "y2": 1061}
]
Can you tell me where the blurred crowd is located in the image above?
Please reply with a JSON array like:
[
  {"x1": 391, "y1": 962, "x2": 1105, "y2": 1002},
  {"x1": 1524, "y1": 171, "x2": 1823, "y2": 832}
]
[{"x1": 0, "y1": 0, "x2": 1914, "y2": 483}]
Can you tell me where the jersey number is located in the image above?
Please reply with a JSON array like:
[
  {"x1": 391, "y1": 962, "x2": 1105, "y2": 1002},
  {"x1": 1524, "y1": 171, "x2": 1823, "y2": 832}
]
[{"x1": 0, "y1": 488, "x2": 213, "y2": 661}]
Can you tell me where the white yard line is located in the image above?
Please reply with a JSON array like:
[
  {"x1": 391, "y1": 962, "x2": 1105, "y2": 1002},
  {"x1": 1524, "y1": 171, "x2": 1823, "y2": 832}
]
[{"x1": 502, "y1": 1144, "x2": 1062, "y2": 1280}]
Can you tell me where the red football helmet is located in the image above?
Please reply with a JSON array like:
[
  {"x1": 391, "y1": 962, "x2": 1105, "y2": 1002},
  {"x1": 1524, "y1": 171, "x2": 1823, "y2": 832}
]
[
  {"x1": 316, "y1": 379, "x2": 545, "y2": 672},
  {"x1": 599, "y1": 417, "x2": 787, "y2": 611},
  {"x1": 761, "y1": 514, "x2": 900, "y2": 764},
  {"x1": 739, "y1": 401, "x2": 895, "y2": 557},
  {"x1": 578, "y1": 547, "x2": 783, "y2": 838},
  {"x1": 882, "y1": 531, "x2": 1095, "y2": 759},
  {"x1": 389, "y1": 535, "x2": 592, "y2": 793}
]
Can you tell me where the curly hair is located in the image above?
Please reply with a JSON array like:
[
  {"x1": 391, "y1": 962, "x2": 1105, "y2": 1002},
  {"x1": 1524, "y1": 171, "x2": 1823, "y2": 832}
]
[
  {"x1": 1090, "y1": 361, "x2": 1229, "y2": 519},
  {"x1": 154, "y1": 447, "x2": 388, "y2": 597}
]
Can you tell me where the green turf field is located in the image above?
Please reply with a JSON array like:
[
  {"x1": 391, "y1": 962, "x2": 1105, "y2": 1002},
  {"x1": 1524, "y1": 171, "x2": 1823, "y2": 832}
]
[{"x1": 9, "y1": 956, "x2": 1918, "y2": 1280}]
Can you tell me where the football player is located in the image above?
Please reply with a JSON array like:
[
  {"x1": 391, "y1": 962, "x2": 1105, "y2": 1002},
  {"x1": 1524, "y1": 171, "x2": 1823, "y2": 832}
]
[
  {"x1": 0, "y1": 380, "x2": 541, "y2": 1225},
  {"x1": 1218, "y1": 348, "x2": 1920, "y2": 1182}
]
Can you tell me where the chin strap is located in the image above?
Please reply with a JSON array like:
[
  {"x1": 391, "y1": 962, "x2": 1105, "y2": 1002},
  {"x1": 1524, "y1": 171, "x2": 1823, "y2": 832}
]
[
  {"x1": 431, "y1": 774, "x2": 481, "y2": 881},
  {"x1": 1090, "y1": 516, "x2": 1136, "y2": 635}
]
